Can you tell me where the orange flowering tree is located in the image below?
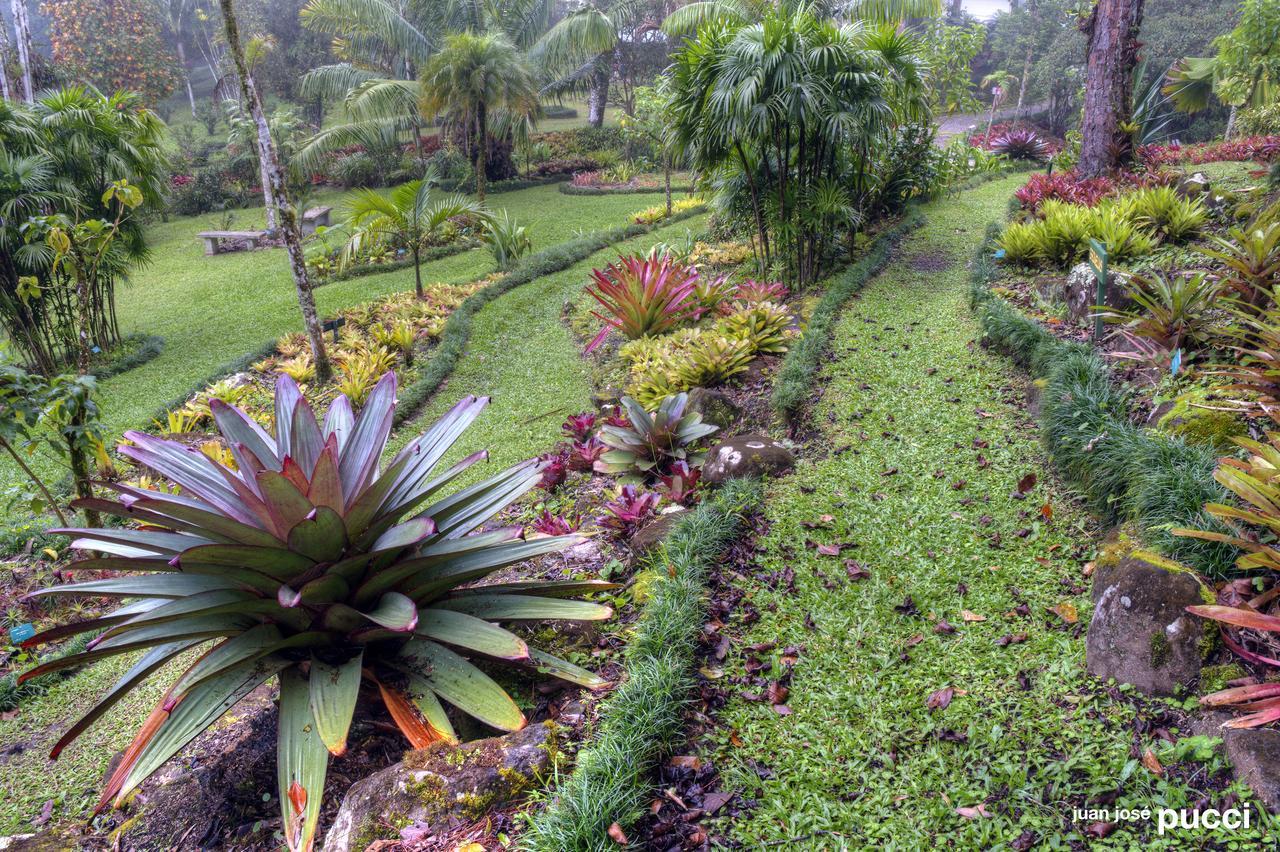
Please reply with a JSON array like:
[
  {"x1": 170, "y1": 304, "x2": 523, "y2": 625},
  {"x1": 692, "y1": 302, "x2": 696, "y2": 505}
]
[{"x1": 41, "y1": 0, "x2": 180, "y2": 103}]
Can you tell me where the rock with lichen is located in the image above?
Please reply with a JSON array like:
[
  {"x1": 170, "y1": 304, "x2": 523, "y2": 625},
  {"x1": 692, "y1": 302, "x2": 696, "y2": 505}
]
[
  {"x1": 323, "y1": 722, "x2": 561, "y2": 852},
  {"x1": 702, "y1": 434, "x2": 794, "y2": 484}
]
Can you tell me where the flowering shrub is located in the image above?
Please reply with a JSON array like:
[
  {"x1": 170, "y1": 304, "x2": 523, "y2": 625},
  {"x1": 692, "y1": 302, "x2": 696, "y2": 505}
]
[{"x1": 1139, "y1": 136, "x2": 1280, "y2": 166}]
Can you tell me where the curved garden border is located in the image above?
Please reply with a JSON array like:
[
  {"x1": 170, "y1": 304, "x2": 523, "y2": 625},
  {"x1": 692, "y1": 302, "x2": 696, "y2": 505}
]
[
  {"x1": 559, "y1": 183, "x2": 696, "y2": 196},
  {"x1": 968, "y1": 220, "x2": 1237, "y2": 577},
  {"x1": 522, "y1": 478, "x2": 762, "y2": 851}
]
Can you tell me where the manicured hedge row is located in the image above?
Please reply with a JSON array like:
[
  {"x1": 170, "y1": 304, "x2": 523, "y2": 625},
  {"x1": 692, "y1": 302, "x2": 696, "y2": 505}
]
[
  {"x1": 969, "y1": 222, "x2": 1237, "y2": 577},
  {"x1": 521, "y1": 479, "x2": 762, "y2": 852},
  {"x1": 559, "y1": 183, "x2": 696, "y2": 196},
  {"x1": 392, "y1": 203, "x2": 708, "y2": 426},
  {"x1": 771, "y1": 210, "x2": 927, "y2": 422},
  {"x1": 90, "y1": 334, "x2": 164, "y2": 381}
]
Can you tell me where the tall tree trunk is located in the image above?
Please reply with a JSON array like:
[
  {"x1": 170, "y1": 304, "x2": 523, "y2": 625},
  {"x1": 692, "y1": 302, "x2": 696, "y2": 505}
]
[
  {"x1": 176, "y1": 38, "x2": 197, "y2": 118},
  {"x1": 219, "y1": 0, "x2": 331, "y2": 382},
  {"x1": 1225, "y1": 104, "x2": 1238, "y2": 140},
  {"x1": 586, "y1": 55, "x2": 611, "y2": 128},
  {"x1": 1015, "y1": 48, "x2": 1032, "y2": 116},
  {"x1": 0, "y1": 18, "x2": 12, "y2": 101},
  {"x1": 1078, "y1": 0, "x2": 1144, "y2": 178},
  {"x1": 474, "y1": 104, "x2": 487, "y2": 203},
  {"x1": 11, "y1": 0, "x2": 35, "y2": 102},
  {"x1": 946, "y1": 0, "x2": 964, "y2": 23}
]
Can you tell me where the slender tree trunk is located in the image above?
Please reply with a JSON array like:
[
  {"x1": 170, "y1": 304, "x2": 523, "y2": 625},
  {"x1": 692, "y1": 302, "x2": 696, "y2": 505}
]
[
  {"x1": 73, "y1": 266, "x2": 91, "y2": 374},
  {"x1": 412, "y1": 247, "x2": 423, "y2": 299},
  {"x1": 663, "y1": 152, "x2": 672, "y2": 217},
  {"x1": 1078, "y1": 0, "x2": 1145, "y2": 178},
  {"x1": 1016, "y1": 49, "x2": 1032, "y2": 116},
  {"x1": 259, "y1": 154, "x2": 278, "y2": 232},
  {"x1": 0, "y1": 19, "x2": 12, "y2": 101},
  {"x1": 1225, "y1": 104, "x2": 1237, "y2": 140},
  {"x1": 984, "y1": 96, "x2": 999, "y2": 143},
  {"x1": 219, "y1": 0, "x2": 331, "y2": 381},
  {"x1": 176, "y1": 39, "x2": 197, "y2": 118},
  {"x1": 11, "y1": 0, "x2": 35, "y2": 102},
  {"x1": 587, "y1": 55, "x2": 611, "y2": 128},
  {"x1": 67, "y1": 418, "x2": 100, "y2": 528},
  {"x1": 0, "y1": 436, "x2": 67, "y2": 526},
  {"x1": 474, "y1": 104, "x2": 487, "y2": 203}
]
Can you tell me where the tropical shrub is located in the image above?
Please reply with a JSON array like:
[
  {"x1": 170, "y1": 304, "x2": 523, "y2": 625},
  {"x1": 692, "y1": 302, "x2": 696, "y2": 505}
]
[
  {"x1": 561, "y1": 413, "x2": 597, "y2": 442},
  {"x1": 483, "y1": 212, "x2": 533, "y2": 269},
  {"x1": 632, "y1": 196, "x2": 702, "y2": 225},
  {"x1": 691, "y1": 275, "x2": 737, "y2": 317},
  {"x1": 1089, "y1": 204, "x2": 1158, "y2": 262},
  {"x1": 22, "y1": 375, "x2": 612, "y2": 850},
  {"x1": 718, "y1": 302, "x2": 794, "y2": 355},
  {"x1": 1035, "y1": 200, "x2": 1095, "y2": 266},
  {"x1": 989, "y1": 128, "x2": 1050, "y2": 161},
  {"x1": 1202, "y1": 223, "x2": 1280, "y2": 308},
  {"x1": 1100, "y1": 272, "x2": 1221, "y2": 353},
  {"x1": 584, "y1": 254, "x2": 700, "y2": 352},
  {"x1": 997, "y1": 221, "x2": 1044, "y2": 265},
  {"x1": 1120, "y1": 186, "x2": 1208, "y2": 242},
  {"x1": 595, "y1": 394, "x2": 717, "y2": 482},
  {"x1": 734, "y1": 280, "x2": 788, "y2": 305},
  {"x1": 1211, "y1": 306, "x2": 1280, "y2": 422},
  {"x1": 1139, "y1": 136, "x2": 1280, "y2": 167}
]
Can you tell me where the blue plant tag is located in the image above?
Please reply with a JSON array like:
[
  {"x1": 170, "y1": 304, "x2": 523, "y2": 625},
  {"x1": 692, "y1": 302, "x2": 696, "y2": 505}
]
[
  {"x1": 1171, "y1": 348, "x2": 1182, "y2": 377},
  {"x1": 993, "y1": 248, "x2": 1006, "y2": 260},
  {"x1": 9, "y1": 623, "x2": 35, "y2": 645}
]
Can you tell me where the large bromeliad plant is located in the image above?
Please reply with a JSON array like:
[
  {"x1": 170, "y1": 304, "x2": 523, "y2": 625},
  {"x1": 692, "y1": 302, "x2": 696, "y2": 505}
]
[
  {"x1": 20, "y1": 373, "x2": 613, "y2": 850},
  {"x1": 1176, "y1": 431, "x2": 1280, "y2": 727}
]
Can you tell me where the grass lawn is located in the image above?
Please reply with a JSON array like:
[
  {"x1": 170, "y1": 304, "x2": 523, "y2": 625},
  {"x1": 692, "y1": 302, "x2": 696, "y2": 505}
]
[
  {"x1": 701, "y1": 176, "x2": 1278, "y2": 849},
  {"x1": 388, "y1": 214, "x2": 709, "y2": 479},
  {"x1": 0, "y1": 185, "x2": 659, "y2": 525}
]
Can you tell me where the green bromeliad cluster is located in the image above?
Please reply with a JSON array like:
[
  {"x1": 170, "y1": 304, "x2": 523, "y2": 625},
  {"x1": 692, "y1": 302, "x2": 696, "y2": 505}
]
[
  {"x1": 20, "y1": 373, "x2": 614, "y2": 851},
  {"x1": 620, "y1": 302, "x2": 795, "y2": 407}
]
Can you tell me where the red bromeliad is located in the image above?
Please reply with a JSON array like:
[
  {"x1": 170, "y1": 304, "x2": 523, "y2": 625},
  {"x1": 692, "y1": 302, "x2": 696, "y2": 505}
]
[{"x1": 584, "y1": 253, "x2": 700, "y2": 353}]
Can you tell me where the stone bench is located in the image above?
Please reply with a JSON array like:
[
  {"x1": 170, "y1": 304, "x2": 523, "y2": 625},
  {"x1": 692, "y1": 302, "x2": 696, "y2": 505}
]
[
  {"x1": 197, "y1": 229, "x2": 268, "y2": 255},
  {"x1": 302, "y1": 206, "x2": 333, "y2": 235}
]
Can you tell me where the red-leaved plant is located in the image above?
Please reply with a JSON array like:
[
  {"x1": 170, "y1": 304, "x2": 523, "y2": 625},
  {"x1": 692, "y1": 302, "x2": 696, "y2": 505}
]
[
  {"x1": 568, "y1": 436, "x2": 607, "y2": 472},
  {"x1": 584, "y1": 253, "x2": 699, "y2": 353},
  {"x1": 537, "y1": 450, "x2": 569, "y2": 491},
  {"x1": 734, "y1": 279, "x2": 789, "y2": 305},
  {"x1": 600, "y1": 485, "x2": 660, "y2": 534},
  {"x1": 658, "y1": 461, "x2": 702, "y2": 506},
  {"x1": 532, "y1": 509, "x2": 582, "y2": 536},
  {"x1": 561, "y1": 413, "x2": 597, "y2": 442}
]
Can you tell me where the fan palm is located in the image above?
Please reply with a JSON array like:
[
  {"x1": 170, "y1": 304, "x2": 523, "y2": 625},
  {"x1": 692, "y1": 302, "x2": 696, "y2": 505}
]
[
  {"x1": 296, "y1": 0, "x2": 551, "y2": 173},
  {"x1": 340, "y1": 168, "x2": 491, "y2": 297},
  {"x1": 420, "y1": 32, "x2": 538, "y2": 202},
  {"x1": 661, "y1": 0, "x2": 941, "y2": 34},
  {"x1": 21, "y1": 373, "x2": 613, "y2": 852}
]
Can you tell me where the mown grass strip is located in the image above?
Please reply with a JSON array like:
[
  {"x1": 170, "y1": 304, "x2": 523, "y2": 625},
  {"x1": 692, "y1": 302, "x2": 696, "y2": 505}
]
[
  {"x1": 969, "y1": 222, "x2": 1237, "y2": 576},
  {"x1": 559, "y1": 184, "x2": 696, "y2": 196},
  {"x1": 521, "y1": 479, "x2": 761, "y2": 852},
  {"x1": 771, "y1": 210, "x2": 926, "y2": 423},
  {"x1": 393, "y1": 205, "x2": 707, "y2": 426}
]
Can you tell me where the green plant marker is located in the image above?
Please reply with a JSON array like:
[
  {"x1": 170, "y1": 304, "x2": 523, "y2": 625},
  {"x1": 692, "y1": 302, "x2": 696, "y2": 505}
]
[{"x1": 1087, "y1": 238, "x2": 1109, "y2": 342}]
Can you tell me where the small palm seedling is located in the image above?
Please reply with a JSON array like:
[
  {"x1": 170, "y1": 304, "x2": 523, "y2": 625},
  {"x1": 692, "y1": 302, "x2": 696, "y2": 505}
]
[
  {"x1": 584, "y1": 253, "x2": 700, "y2": 352},
  {"x1": 22, "y1": 373, "x2": 612, "y2": 851},
  {"x1": 595, "y1": 393, "x2": 717, "y2": 482},
  {"x1": 483, "y1": 211, "x2": 533, "y2": 269}
]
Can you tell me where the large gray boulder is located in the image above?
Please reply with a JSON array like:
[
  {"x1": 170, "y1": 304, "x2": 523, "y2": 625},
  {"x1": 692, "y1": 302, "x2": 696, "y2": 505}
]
[
  {"x1": 1060, "y1": 263, "x2": 1132, "y2": 324},
  {"x1": 1086, "y1": 554, "x2": 1208, "y2": 695},
  {"x1": 702, "y1": 434, "x2": 794, "y2": 484},
  {"x1": 323, "y1": 722, "x2": 559, "y2": 852}
]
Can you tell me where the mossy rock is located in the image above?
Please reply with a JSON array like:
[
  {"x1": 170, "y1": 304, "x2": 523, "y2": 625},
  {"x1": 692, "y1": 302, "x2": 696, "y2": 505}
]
[
  {"x1": 1155, "y1": 388, "x2": 1246, "y2": 453},
  {"x1": 323, "y1": 722, "x2": 558, "y2": 852}
]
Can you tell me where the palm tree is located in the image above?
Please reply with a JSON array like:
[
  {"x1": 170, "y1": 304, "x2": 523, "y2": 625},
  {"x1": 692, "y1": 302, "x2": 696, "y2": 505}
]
[
  {"x1": 531, "y1": 0, "x2": 650, "y2": 127},
  {"x1": 295, "y1": 0, "x2": 550, "y2": 171},
  {"x1": 420, "y1": 32, "x2": 538, "y2": 202},
  {"x1": 662, "y1": 0, "x2": 941, "y2": 34},
  {"x1": 340, "y1": 169, "x2": 491, "y2": 298},
  {"x1": 667, "y1": 7, "x2": 926, "y2": 284}
]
